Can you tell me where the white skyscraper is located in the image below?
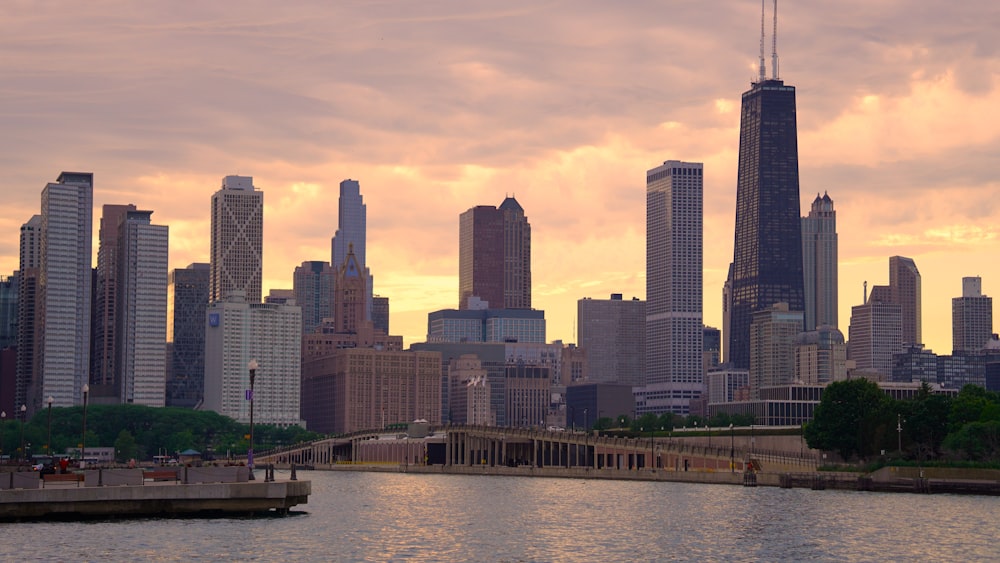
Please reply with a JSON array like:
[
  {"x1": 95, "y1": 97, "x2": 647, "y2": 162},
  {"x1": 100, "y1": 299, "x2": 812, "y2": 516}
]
[
  {"x1": 952, "y1": 276, "x2": 993, "y2": 354},
  {"x1": 210, "y1": 175, "x2": 263, "y2": 304},
  {"x1": 37, "y1": 172, "x2": 93, "y2": 410},
  {"x1": 117, "y1": 210, "x2": 169, "y2": 406},
  {"x1": 638, "y1": 160, "x2": 703, "y2": 415},
  {"x1": 16, "y1": 214, "x2": 42, "y2": 410},
  {"x1": 204, "y1": 294, "x2": 302, "y2": 426},
  {"x1": 331, "y1": 179, "x2": 373, "y2": 319},
  {"x1": 802, "y1": 192, "x2": 838, "y2": 331}
]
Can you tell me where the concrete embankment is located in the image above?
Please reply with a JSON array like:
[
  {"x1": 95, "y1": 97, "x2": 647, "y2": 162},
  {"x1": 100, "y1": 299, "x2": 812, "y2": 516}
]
[
  {"x1": 295, "y1": 463, "x2": 1000, "y2": 495},
  {"x1": 0, "y1": 468, "x2": 310, "y2": 520}
]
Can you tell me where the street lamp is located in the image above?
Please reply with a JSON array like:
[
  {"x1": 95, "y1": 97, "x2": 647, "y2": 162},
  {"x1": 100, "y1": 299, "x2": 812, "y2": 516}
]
[
  {"x1": 896, "y1": 413, "x2": 903, "y2": 455},
  {"x1": 19, "y1": 404, "x2": 27, "y2": 464},
  {"x1": 583, "y1": 408, "x2": 588, "y2": 432},
  {"x1": 729, "y1": 423, "x2": 735, "y2": 473},
  {"x1": 81, "y1": 384, "x2": 90, "y2": 467},
  {"x1": 46, "y1": 396, "x2": 54, "y2": 457},
  {"x1": 247, "y1": 359, "x2": 258, "y2": 480},
  {"x1": 0, "y1": 410, "x2": 5, "y2": 463}
]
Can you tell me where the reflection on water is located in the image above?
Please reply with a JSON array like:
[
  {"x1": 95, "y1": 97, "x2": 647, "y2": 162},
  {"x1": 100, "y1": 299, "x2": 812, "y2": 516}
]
[{"x1": 1, "y1": 471, "x2": 997, "y2": 562}]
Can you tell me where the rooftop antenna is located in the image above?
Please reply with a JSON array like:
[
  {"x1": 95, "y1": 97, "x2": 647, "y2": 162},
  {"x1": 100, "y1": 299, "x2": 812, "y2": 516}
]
[
  {"x1": 771, "y1": 0, "x2": 780, "y2": 79},
  {"x1": 758, "y1": 0, "x2": 767, "y2": 83}
]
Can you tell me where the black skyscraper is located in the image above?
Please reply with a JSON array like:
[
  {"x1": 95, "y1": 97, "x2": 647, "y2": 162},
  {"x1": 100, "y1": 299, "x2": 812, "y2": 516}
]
[{"x1": 728, "y1": 78, "x2": 805, "y2": 369}]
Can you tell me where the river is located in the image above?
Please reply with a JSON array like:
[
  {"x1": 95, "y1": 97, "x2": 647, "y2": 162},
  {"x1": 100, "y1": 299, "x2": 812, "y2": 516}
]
[{"x1": 1, "y1": 470, "x2": 996, "y2": 562}]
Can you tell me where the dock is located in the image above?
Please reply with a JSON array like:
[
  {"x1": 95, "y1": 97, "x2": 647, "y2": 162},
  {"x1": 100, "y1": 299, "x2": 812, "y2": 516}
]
[{"x1": 0, "y1": 467, "x2": 310, "y2": 521}]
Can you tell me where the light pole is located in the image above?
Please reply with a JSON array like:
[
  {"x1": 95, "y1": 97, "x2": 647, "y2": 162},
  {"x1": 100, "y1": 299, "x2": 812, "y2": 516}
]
[
  {"x1": 46, "y1": 396, "x2": 54, "y2": 457},
  {"x1": 0, "y1": 410, "x2": 5, "y2": 462},
  {"x1": 729, "y1": 423, "x2": 735, "y2": 473},
  {"x1": 897, "y1": 414, "x2": 903, "y2": 455},
  {"x1": 247, "y1": 359, "x2": 258, "y2": 480},
  {"x1": 583, "y1": 409, "x2": 588, "y2": 432},
  {"x1": 19, "y1": 404, "x2": 27, "y2": 464},
  {"x1": 81, "y1": 384, "x2": 90, "y2": 467}
]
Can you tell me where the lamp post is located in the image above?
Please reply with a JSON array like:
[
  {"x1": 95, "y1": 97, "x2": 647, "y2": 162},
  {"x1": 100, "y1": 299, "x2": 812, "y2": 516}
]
[
  {"x1": 46, "y1": 396, "x2": 54, "y2": 457},
  {"x1": 583, "y1": 408, "x2": 588, "y2": 432},
  {"x1": 1, "y1": 410, "x2": 5, "y2": 463},
  {"x1": 19, "y1": 404, "x2": 27, "y2": 464},
  {"x1": 247, "y1": 359, "x2": 258, "y2": 480},
  {"x1": 896, "y1": 413, "x2": 903, "y2": 455},
  {"x1": 729, "y1": 423, "x2": 735, "y2": 473},
  {"x1": 81, "y1": 384, "x2": 90, "y2": 467}
]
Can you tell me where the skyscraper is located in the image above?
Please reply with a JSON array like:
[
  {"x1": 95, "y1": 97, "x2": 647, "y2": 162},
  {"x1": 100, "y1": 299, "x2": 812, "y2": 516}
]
[
  {"x1": 729, "y1": 18, "x2": 805, "y2": 369},
  {"x1": 330, "y1": 179, "x2": 372, "y2": 319},
  {"x1": 889, "y1": 256, "x2": 922, "y2": 347},
  {"x1": 293, "y1": 261, "x2": 335, "y2": 334},
  {"x1": 749, "y1": 303, "x2": 802, "y2": 398},
  {"x1": 15, "y1": 215, "x2": 41, "y2": 411},
  {"x1": 802, "y1": 193, "x2": 838, "y2": 331},
  {"x1": 116, "y1": 210, "x2": 168, "y2": 406},
  {"x1": 639, "y1": 160, "x2": 703, "y2": 415},
  {"x1": 37, "y1": 172, "x2": 94, "y2": 410},
  {"x1": 848, "y1": 286, "x2": 902, "y2": 378},
  {"x1": 577, "y1": 294, "x2": 645, "y2": 386},
  {"x1": 91, "y1": 204, "x2": 136, "y2": 389},
  {"x1": 952, "y1": 276, "x2": 992, "y2": 354},
  {"x1": 167, "y1": 263, "x2": 210, "y2": 407},
  {"x1": 458, "y1": 197, "x2": 531, "y2": 310},
  {"x1": 209, "y1": 175, "x2": 263, "y2": 304}
]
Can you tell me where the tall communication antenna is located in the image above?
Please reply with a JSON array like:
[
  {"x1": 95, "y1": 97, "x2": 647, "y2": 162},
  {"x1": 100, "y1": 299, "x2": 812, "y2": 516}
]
[
  {"x1": 758, "y1": 0, "x2": 767, "y2": 82},
  {"x1": 771, "y1": 0, "x2": 780, "y2": 79}
]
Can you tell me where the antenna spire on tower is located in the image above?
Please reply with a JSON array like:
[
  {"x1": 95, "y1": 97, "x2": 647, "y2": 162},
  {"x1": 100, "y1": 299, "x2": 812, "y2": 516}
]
[
  {"x1": 771, "y1": 0, "x2": 780, "y2": 79},
  {"x1": 758, "y1": 0, "x2": 767, "y2": 82}
]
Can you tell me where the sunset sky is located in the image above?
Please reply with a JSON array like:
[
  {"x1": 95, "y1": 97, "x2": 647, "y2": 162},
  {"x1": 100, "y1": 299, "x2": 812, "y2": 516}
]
[{"x1": 2, "y1": 1, "x2": 999, "y2": 353}]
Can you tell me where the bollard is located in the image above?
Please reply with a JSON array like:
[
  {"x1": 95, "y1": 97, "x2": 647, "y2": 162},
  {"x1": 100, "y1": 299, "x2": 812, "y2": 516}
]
[{"x1": 290, "y1": 463, "x2": 297, "y2": 481}]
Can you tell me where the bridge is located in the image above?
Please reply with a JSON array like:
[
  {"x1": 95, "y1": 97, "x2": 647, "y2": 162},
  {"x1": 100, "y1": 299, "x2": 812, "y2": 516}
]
[{"x1": 257, "y1": 425, "x2": 816, "y2": 474}]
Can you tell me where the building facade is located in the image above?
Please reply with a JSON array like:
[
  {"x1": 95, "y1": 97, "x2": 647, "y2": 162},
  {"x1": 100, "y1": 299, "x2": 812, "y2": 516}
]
[
  {"x1": 577, "y1": 294, "x2": 645, "y2": 386},
  {"x1": 729, "y1": 79, "x2": 805, "y2": 370},
  {"x1": 167, "y1": 263, "x2": 210, "y2": 407},
  {"x1": 15, "y1": 215, "x2": 41, "y2": 411},
  {"x1": 427, "y1": 308, "x2": 546, "y2": 344},
  {"x1": 641, "y1": 160, "x2": 703, "y2": 415},
  {"x1": 749, "y1": 303, "x2": 803, "y2": 398},
  {"x1": 203, "y1": 294, "x2": 302, "y2": 426},
  {"x1": 116, "y1": 210, "x2": 168, "y2": 406},
  {"x1": 952, "y1": 276, "x2": 992, "y2": 354},
  {"x1": 330, "y1": 179, "x2": 373, "y2": 320},
  {"x1": 794, "y1": 325, "x2": 847, "y2": 384},
  {"x1": 91, "y1": 204, "x2": 136, "y2": 390},
  {"x1": 293, "y1": 261, "x2": 336, "y2": 335},
  {"x1": 848, "y1": 286, "x2": 902, "y2": 378},
  {"x1": 458, "y1": 197, "x2": 531, "y2": 310},
  {"x1": 209, "y1": 175, "x2": 263, "y2": 304},
  {"x1": 889, "y1": 256, "x2": 921, "y2": 347},
  {"x1": 802, "y1": 192, "x2": 838, "y2": 331},
  {"x1": 36, "y1": 172, "x2": 94, "y2": 411}
]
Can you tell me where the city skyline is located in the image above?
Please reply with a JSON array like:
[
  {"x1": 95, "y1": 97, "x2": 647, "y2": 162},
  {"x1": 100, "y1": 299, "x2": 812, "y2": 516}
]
[{"x1": 1, "y1": 2, "x2": 998, "y2": 354}]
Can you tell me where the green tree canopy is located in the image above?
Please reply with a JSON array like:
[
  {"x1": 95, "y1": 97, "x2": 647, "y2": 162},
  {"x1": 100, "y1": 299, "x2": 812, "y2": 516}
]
[{"x1": 804, "y1": 378, "x2": 893, "y2": 461}]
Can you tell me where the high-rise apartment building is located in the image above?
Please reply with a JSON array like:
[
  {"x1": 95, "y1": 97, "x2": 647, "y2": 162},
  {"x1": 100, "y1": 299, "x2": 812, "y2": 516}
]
[
  {"x1": 36, "y1": 172, "x2": 94, "y2": 411},
  {"x1": 203, "y1": 293, "x2": 302, "y2": 426},
  {"x1": 458, "y1": 197, "x2": 531, "y2": 310},
  {"x1": 577, "y1": 294, "x2": 645, "y2": 386},
  {"x1": 115, "y1": 210, "x2": 168, "y2": 406},
  {"x1": 953, "y1": 276, "x2": 993, "y2": 354},
  {"x1": 0, "y1": 275, "x2": 17, "y2": 350},
  {"x1": 293, "y1": 261, "x2": 335, "y2": 335},
  {"x1": 167, "y1": 263, "x2": 210, "y2": 407},
  {"x1": 209, "y1": 175, "x2": 263, "y2": 304},
  {"x1": 794, "y1": 325, "x2": 847, "y2": 384},
  {"x1": 91, "y1": 204, "x2": 136, "y2": 389},
  {"x1": 729, "y1": 72, "x2": 805, "y2": 369},
  {"x1": 639, "y1": 160, "x2": 702, "y2": 415},
  {"x1": 889, "y1": 256, "x2": 921, "y2": 347},
  {"x1": 848, "y1": 286, "x2": 902, "y2": 378},
  {"x1": 802, "y1": 193, "x2": 838, "y2": 330},
  {"x1": 330, "y1": 179, "x2": 373, "y2": 320},
  {"x1": 15, "y1": 215, "x2": 41, "y2": 410},
  {"x1": 749, "y1": 303, "x2": 803, "y2": 398}
]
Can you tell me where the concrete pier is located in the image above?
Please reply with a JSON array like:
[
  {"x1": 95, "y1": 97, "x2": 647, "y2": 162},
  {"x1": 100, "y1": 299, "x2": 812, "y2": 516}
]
[{"x1": 0, "y1": 470, "x2": 310, "y2": 520}]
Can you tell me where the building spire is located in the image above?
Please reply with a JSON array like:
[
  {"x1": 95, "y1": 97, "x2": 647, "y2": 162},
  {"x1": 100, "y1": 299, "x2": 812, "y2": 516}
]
[
  {"x1": 758, "y1": 0, "x2": 767, "y2": 82},
  {"x1": 771, "y1": 0, "x2": 780, "y2": 80}
]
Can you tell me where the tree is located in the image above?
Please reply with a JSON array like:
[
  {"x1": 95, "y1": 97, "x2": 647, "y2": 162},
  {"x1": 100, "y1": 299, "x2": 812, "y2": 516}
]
[
  {"x1": 114, "y1": 429, "x2": 139, "y2": 462},
  {"x1": 804, "y1": 378, "x2": 892, "y2": 461},
  {"x1": 592, "y1": 417, "x2": 613, "y2": 431}
]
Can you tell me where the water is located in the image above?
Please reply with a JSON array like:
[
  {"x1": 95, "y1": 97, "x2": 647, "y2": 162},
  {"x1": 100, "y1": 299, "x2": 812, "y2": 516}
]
[{"x1": 2, "y1": 470, "x2": 998, "y2": 562}]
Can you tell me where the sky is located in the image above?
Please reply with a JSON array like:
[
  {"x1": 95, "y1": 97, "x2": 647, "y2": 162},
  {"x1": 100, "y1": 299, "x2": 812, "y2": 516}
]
[{"x1": 2, "y1": 1, "x2": 999, "y2": 353}]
